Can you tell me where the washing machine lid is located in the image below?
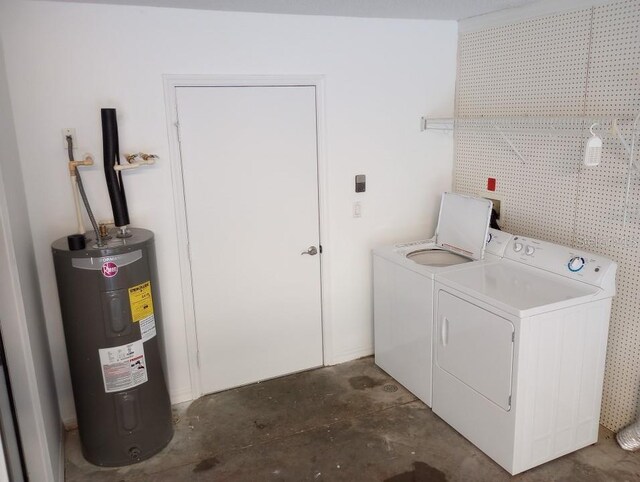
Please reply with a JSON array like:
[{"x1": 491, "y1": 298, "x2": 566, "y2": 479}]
[
  {"x1": 436, "y1": 260, "x2": 603, "y2": 318},
  {"x1": 435, "y1": 193, "x2": 493, "y2": 261}
]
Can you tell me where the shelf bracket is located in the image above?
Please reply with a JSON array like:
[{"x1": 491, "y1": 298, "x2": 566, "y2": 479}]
[
  {"x1": 493, "y1": 125, "x2": 527, "y2": 164},
  {"x1": 420, "y1": 116, "x2": 453, "y2": 132},
  {"x1": 612, "y1": 128, "x2": 639, "y2": 171}
]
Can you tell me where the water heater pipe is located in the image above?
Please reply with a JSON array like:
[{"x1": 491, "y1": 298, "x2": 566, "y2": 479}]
[
  {"x1": 101, "y1": 108, "x2": 130, "y2": 228},
  {"x1": 114, "y1": 153, "x2": 158, "y2": 171},
  {"x1": 70, "y1": 174, "x2": 84, "y2": 235},
  {"x1": 66, "y1": 136, "x2": 102, "y2": 246}
]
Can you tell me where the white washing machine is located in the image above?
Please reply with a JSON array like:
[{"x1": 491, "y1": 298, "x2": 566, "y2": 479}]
[
  {"x1": 373, "y1": 192, "x2": 507, "y2": 406},
  {"x1": 432, "y1": 235, "x2": 617, "y2": 475}
]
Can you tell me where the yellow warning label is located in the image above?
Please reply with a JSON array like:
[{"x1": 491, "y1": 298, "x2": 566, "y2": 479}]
[{"x1": 128, "y1": 281, "x2": 154, "y2": 323}]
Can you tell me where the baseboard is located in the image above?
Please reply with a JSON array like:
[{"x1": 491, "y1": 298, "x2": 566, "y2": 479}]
[
  {"x1": 170, "y1": 386, "x2": 193, "y2": 405},
  {"x1": 57, "y1": 420, "x2": 65, "y2": 482},
  {"x1": 327, "y1": 345, "x2": 373, "y2": 366}
]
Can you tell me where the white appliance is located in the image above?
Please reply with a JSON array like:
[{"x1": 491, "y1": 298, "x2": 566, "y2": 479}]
[
  {"x1": 432, "y1": 235, "x2": 617, "y2": 475},
  {"x1": 373, "y1": 192, "x2": 505, "y2": 406}
]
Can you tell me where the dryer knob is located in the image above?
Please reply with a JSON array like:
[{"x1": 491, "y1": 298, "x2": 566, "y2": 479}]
[
  {"x1": 525, "y1": 245, "x2": 535, "y2": 256},
  {"x1": 513, "y1": 242, "x2": 523, "y2": 252},
  {"x1": 568, "y1": 256, "x2": 586, "y2": 272}
]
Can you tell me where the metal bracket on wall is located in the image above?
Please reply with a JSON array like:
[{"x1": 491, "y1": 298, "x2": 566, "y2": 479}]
[
  {"x1": 420, "y1": 117, "x2": 453, "y2": 131},
  {"x1": 621, "y1": 113, "x2": 640, "y2": 228},
  {"x1": 610, "y1": 117, "x2": 640, "y2": 171},
  {"x1": 493, "y1": 125, "x2": 527, "y2": 164},
  {"x1": 420, "y1": 117, "x2": 527, "y2": 163}
]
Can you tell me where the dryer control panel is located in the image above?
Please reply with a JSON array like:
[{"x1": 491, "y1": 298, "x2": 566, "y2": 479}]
[{"x1": 504, "y1": 236, "x2": 617, "y2": 293}]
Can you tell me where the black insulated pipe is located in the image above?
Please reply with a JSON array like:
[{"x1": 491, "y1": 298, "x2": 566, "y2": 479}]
[{"x1": 101, "y1": 108, "x2": 130, "y2": 227}]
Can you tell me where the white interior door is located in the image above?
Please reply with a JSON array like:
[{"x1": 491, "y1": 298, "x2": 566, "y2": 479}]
[{"x1": 176, "y1": 85, "x2": 323, "y2": 395}]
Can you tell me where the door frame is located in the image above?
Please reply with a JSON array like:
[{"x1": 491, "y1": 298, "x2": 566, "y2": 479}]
[{"x1": 163, "y1": 75, "x2": 333, "y2": 400}]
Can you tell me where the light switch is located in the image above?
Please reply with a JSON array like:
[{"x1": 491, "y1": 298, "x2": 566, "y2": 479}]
[{"x1": 353, "y1": 202, "x2": 362, "y2": 218}]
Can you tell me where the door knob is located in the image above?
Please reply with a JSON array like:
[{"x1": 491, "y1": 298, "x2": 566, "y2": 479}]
[{"x1": 301, "y1": 246, "x2": 318, "y2": 256}]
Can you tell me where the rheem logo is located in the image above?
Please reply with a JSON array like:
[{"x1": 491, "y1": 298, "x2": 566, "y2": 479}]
[{"x1": 102, "y1": 261, "x2": 118, "y2": 278}]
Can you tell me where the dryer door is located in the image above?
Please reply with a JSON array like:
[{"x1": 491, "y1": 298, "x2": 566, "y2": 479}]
[{"x1": 436, "y1": 291, "x2": 514, "y2": 411}]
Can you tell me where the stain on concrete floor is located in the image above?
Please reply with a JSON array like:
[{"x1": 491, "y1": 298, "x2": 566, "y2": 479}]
[
  {"x1": 348, "y1": 375, "x2": 385, "y2": 390},
  {"x1": 192, "y1": 456, "x2": 220, "y2": 473},
  {"x1": 385, "y1": 461, "x2": 448, "y2": 482},
  {"x1": 64, "y1": 357, "x2": 640, "y2": 481}
]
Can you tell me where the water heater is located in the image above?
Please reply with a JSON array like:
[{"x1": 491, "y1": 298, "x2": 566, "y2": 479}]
[
  {"x1": 52, "y1": 229, "x2": 173, "y2": 465},
  {"x1": 52, "y1": 108, "x2": 172, "y2": 466}
]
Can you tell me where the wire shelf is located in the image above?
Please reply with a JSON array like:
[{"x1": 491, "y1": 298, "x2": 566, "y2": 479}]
[{"x1": 421, "y1": 116, "x2": 638, "y2": 136}]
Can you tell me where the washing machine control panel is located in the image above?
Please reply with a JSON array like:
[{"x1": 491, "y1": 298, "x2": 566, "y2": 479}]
[
  {"x1": 485, "y1": 228, "x2": 514, "y2": 257},
  {"x1": 504, "y1": 236, "x2": 616, "y2": 287},
  {"x1": 568, "y1": 256, "x2": 586, "y2": 272}
]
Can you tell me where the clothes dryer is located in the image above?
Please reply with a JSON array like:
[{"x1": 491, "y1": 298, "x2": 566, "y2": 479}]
[{"x1": 432, "y1": 235, "x2": 616, "y2": 474}]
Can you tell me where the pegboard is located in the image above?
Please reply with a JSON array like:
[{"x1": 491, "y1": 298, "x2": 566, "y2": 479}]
[{"x1": 454, "y1": 0, "x2": 640, "y2": 431}]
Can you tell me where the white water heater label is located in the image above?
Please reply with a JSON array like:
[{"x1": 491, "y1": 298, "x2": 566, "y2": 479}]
[
  {"x1": 139, "y1": 314, "x2": 156, "y2": 342},
  {"x1": 99, "y1": 339, "x2": 148, "y2": 393}
]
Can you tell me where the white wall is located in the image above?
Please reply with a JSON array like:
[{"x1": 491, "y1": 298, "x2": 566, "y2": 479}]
[
  {"x1": 0, "y1": 33, "x2": 62, "y2": 481},
  {"x1": 0, "y1": 0, "x2": 457, "y2": 424}
]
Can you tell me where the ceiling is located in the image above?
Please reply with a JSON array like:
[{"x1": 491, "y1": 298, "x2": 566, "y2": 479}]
[{"x1": 46, "y1": 0, "x2": 545, "y2": 21}]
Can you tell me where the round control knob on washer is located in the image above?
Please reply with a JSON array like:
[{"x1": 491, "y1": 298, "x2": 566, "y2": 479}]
[
  {"x1": 525, "y1": 245, "x2": 535, "y2": 256},
  {"x1": 513, "y1": 242, "x2": 523, "y2": 252},
  {"x1": 568, "y1": 256, "x2": 586, "y2": 272},
  {"x1": 486, "y1": 232, "x2": 493, "y2": 244}
]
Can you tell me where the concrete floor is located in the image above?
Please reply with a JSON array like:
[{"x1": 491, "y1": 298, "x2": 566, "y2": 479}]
[{"x1": 65, "y1": 357, "x2": 640, "y2": 481}]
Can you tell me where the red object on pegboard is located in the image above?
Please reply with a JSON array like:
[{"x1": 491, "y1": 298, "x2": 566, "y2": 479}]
[{"x1": 487, "y1": 177, "x2": 496, "y2": 191}]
